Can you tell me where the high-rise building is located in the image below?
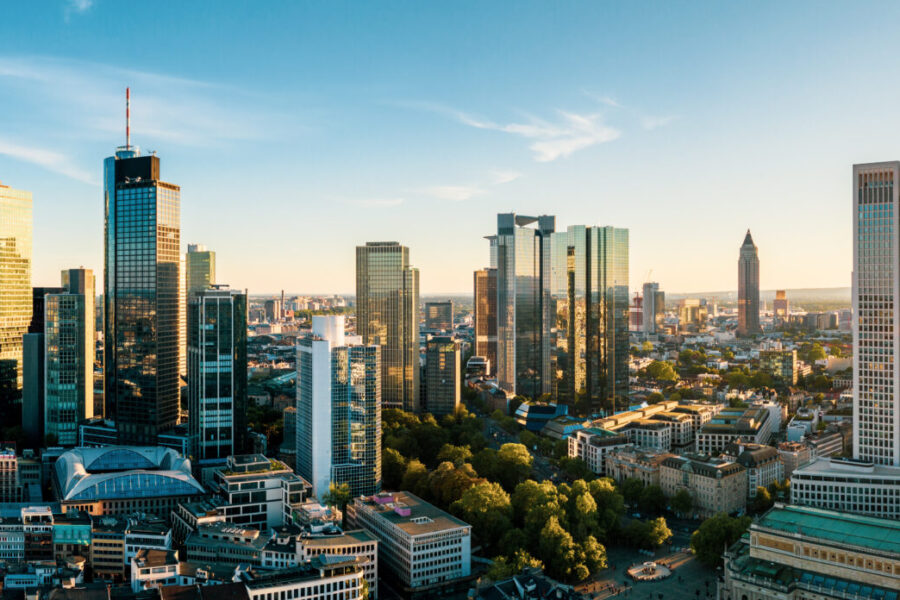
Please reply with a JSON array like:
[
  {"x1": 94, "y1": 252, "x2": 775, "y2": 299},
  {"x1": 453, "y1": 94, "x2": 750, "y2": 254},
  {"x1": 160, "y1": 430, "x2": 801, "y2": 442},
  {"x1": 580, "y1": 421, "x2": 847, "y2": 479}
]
[
  {"x1": 424, "y1": 301, "x2": 453, "y2": 332},
  {"x1": 549, "y1": 225, "x2": 629, "y2": 412},
  {"x1": 737, "y1": 230, "x2": 760, "y2": 336},
  {"x1": 264, "y1": 299, "x2": 281, "y2": 323},
  {"x1": 45, "y1": 268, "x2": 96, "y2": 446},
  {"x1": 28, "y1": 287, "x2": 63, "y2": 335},
  {"x1": 496, "y1": 213, "x2": 555, "y2": 398},
  {"x1": 0, "y1": 181, "x2": 32, "y2": 417},
  {"x1": 473, "y1": 268, "x2": 497, "y2": 375},
  {"x1": 641, "y1": 282, "x2": 664, "y2": 335},
  {"x1": 678, "y1": 298, "x2": 708, "y2": 332},
  {"x1": 104, "y1": 113, "x2": 181, "y2": 445},
  {"x1": 425, "y1": 336, "x2": 461, "y2": 417},
  {"x1": 22, "y1": 333, "x2": 45, "y2": 447},
  {"x1": 355, "y1": 241, "x2": 419, "y2": 412},
  {"x1": 772, "y1": 290, "x2": 789, "y2": 326},
  {"x1": 178, "y1": 254, "x2": 186, "y2": 380},
  {"x1": 296, "y1": 316, "x2": 381, "y2": 498},
  {"x1": 186, "y1": 244, "x2": 216, "y2": 294},
  {"x1": 188, "y1": 286, "x2": 248, "y2": 472}
]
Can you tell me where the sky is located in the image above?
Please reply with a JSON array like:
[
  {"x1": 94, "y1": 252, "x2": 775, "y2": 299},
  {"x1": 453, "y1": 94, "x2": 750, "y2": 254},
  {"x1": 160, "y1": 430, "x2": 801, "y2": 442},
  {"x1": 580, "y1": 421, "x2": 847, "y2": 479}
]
[{"x1": 2, "y1": 1, "x2": 900, "y2": 295}]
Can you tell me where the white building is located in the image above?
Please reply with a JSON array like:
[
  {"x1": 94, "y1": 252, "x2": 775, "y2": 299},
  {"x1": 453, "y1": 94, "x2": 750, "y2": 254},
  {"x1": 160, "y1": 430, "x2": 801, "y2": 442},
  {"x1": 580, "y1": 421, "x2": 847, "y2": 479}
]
[
  {"x1": 790, "y1": 456, "x2": 900, "y2": 519},
  {"x1": 347, "y1": 491, "x2": 471, "y2": 594},
  {"x1": 297, "y1": 530, "x2": 378, "y2": 599},
  {"x1": 568, "y1": 428, "x2": 631, "y2": 476},
  {"x1": 130, "y1": 549, "x2": 179, "y2": 593},
  {"x1": 243, "y1": 556, "x2": 367, "y2": 600}
]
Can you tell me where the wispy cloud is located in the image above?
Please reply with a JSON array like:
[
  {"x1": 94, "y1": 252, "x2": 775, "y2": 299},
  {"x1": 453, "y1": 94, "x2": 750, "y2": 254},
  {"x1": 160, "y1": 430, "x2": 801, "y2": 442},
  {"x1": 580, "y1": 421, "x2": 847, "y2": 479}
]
[
  {"x1": 489, "y1": 169, "x2": 522, "y2": 185},
  {"x1": 587, "y1": 92, "x2": 679, "y2": 132},
  {"x1": 423, "y1": 185, "x2": 484, "y2": 202},
  {"x1": 0, "y1": 138, "x2": 96, "y2": 185},
  {"x1": 64, "y1": 0, "x2": 94, "y2": 22}
]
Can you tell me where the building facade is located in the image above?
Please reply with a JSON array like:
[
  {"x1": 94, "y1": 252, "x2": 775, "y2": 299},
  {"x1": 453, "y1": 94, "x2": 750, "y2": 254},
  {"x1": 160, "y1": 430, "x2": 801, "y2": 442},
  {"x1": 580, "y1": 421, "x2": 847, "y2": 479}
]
[
  {"x1": 211, "y1": 454, "x2": 310, "y2": 529},
  {"x1": 104, "y1": 145, "x2": 180, "y2": 444},
  {"x1": 641, "y1": 282, "x2": 664, "y2": 336},
  {"x1": 424, "y1": 336, "x2": 461, "y2": 417},
  {"x1": 660, "y1": 455, "x2": 747, "y2": 517},
  {"x1": 355, "y1": 242, "x2": 419, "y2": 412},
  {"x1": 186, "y1": 243, "x2": 216, "y2": 295},
  {"x1": 424, "y1": 301, "x2": 453, "y2": 332},
  {"x1": 473, "y1": 268, "x2": 497, "y2": 376},
  {"x1": 759, "y1": 349, "x2": 799, "y2": 385},
  {"x1": 297, "y1": 316, "x2": 382, "y2": 499},
  {"x1": 737, "y1": 230, "x2": 760, "y2": 336}
]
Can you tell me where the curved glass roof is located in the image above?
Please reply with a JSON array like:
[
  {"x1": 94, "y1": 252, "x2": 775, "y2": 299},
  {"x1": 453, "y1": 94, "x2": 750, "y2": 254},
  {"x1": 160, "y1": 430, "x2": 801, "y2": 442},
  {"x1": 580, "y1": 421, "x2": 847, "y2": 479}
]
[
  {"x1": 68, "y1": 472, "x2": 202, "y2": 500},
  {"x1": 87, "y1": 448, "x2": 156, "y2": 472}
]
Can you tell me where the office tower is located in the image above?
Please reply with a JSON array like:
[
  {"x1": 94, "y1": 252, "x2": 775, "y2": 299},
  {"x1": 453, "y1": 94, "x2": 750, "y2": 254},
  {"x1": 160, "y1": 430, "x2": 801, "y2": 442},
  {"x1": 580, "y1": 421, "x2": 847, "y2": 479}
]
[
  {"x1": 104, "y1": 101, "x2": 181, "y2": 445},
  {"x1": 549, "y1": 225, "x2": 629, "y2": 412},
  {"x1": 773, "y1": 289, "x2": 789, "y2": 326},
  {"x1": 188, "y1": 286, "x2": 248, "y2": 470},
  {"x1": 186, "y1": 244, "x2": 216, "y2": 294},
  {"x1": 22, "y1": 333, "x2": 45, "y2": 447},
  {"x1": 496, "y1": 214, "x2": 555, "y2": 399},
  {"x1": 474, "y1": 268, "x2": 497, "y2": 375},
  {"x1": 737, "y1": 230, "x2": 760, "y2": 336},
  {"x1": 179, "y1": 254, "x2": 186, "y2": 380},
  {"x1": 45, "y1": 268, "x2": 96, "y2": 446},
  {"x1": 678, "y1": 298, "x2": 708, "y2": 332},
  {"x1": 28, "y1": 287, "x2": 63, "y2": 334},
  {"x1": 0, "y1": 181, "x2": 32, "y2": 417},
  {"x1": 355, "y1": 241, "x2": 420, "y2": 412},
  {"x1": 424, "y1": 301, "x2": 453, "y2": 332},
  {"x1": 264, "y1": 299, "x2": 281, "y2": 323},
  {"x1": 425, "y1": 336, "x2": 461, "y2": 417},
  {"x1": 641, "y1": 282, "x2": 664, "y2": 335},
  {"x1": 629, "y1": 293, "x2": 643, "y2": 332},
  {"x1": 296, "y1": 315, "x2": 381, "y2": 498}
]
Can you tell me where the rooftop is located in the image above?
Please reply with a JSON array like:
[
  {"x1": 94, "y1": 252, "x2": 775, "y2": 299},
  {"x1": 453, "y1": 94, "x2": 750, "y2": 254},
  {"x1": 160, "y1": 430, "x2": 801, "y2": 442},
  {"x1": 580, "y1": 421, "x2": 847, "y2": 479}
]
[
  {"x1": 757, "y1": 504, "x2": 900, "y2": 556},
  {"x1": 355, "y1": 491, "x2": 471, "y2": 536}
]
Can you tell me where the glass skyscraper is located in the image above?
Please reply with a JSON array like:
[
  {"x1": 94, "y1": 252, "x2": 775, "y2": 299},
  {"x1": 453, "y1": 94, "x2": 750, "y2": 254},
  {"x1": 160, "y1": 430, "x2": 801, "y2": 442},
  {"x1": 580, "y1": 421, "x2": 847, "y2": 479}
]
[
  {"x1": 355, "y1": 242, "x2": 419, "y2": 412},
  {"x1": 45, "y1": 268, "x2": 95, "y2": 446},
  {"x1": 104, "y1": 146, "x2": 181, "y2": 444},
  {"x1": 474, "y1": 268, "x2": 497, "y2": 375},
  {"x1": 188, "y1": 286, "x2": 247, "y2": 470},
  {"x1": 496, "y1": 213, "x2": 555, "y2": 399},
  {"x1": 550, "y1": 225, "x2": 629, "y2": 413},
  {"x1": 0, "y1": 181, "x2": 32, "y2": 417},
  {"x1": 296, "y1": 316, "x2": 381, "y2": 498},
  {"x1": 641, "y1": 282, "x2": 664, "y2": 335},
  {"x1": 737, "y1": 230, "x2": 760, "y2": 336}
]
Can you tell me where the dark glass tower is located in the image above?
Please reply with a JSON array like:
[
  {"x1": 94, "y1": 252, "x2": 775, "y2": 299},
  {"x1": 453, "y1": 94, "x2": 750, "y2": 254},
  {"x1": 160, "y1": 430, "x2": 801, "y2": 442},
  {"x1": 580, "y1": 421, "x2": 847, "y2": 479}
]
[
  {"x1": 104, "y1": 145, "x2": 181, "y2": 445},
  {"x1": 737, "y1": 230, "x2": 760, "y2": 336}
]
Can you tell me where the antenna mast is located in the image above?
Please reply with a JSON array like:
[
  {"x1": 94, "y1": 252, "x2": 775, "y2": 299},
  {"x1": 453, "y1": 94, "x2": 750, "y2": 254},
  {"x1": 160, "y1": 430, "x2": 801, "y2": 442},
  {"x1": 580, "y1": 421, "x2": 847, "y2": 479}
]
[{"x1": 126, "y1": 87, "x2": 131, "y2": 149}]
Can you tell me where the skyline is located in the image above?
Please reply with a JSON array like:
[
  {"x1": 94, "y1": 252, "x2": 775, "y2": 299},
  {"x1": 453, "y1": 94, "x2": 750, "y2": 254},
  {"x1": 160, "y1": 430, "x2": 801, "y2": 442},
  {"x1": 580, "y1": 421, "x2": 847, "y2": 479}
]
[{"x1": 5, "y1": 2, "x2": 900, "y2": 293}]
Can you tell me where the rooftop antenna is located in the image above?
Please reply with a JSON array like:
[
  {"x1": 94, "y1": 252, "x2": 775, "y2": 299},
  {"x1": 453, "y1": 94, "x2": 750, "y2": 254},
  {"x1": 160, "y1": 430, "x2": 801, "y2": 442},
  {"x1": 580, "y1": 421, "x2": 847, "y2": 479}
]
[{"x1": 126, "y1": 87, "x2": 131, "y2": 149}]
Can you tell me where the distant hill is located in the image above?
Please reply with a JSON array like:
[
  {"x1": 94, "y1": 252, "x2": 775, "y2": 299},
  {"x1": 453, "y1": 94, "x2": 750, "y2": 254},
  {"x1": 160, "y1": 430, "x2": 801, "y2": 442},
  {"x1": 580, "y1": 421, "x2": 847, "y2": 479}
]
[{"x1": 666, "y1": 287, "x2": 850, "y2": 306}]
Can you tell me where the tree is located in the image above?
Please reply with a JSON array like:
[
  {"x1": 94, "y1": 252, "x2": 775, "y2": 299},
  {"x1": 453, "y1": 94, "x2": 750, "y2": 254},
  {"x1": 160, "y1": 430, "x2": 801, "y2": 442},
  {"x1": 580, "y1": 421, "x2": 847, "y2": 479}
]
[
  {"x1": 749, "y1": 486, "x2": 774, "y2": 514},
  {"x1": 436, "y1": 444, "x2": 473, "y2": 466},
  {"x1": 496, "y1": 443, "x2": 533, "y2": 491},
  {"x1": 485, "y1": 550, "x2": 543, "y2": 580},
  {"x1": 322, "y1": 482, "x2": 351, "y2": 526},
  {"x1": 426, "y1": 462, "x2": 482, "y2": 507},
  {"x1": 646, "y1": 516, "x2": 673, "y2": 547},
  {"x1": 400, "y1": 459, "x2": 429, "y2": 494},
  {"x1": 690, "y1": 513, "x2": 752, "y2": 567},
  {"x1": 538, "y1": 516, "x2": 578, "y2": 580},
  {"x1": 671, "y1": 488, "x2": 694, "y2": 516},
  {"x1": 451, "y1": 482, "x2": 513, "y2": 556},
  {"x1": 638, "y1": 485, "x2": 667, "y2": 515},
  {"x1": 620, "y1": 478, "x2": 645, "y2": 504},
  {"x1": 472, "y1": 448, "x2": 499, "y2": 480},
  {"x1": 641, "y1": 341, "x2": 654, "y2": 353},
  {"x1": 383, "y1": 448, "x2": 407, "y2": 490},
  {"x1": 642, "y1": 361, "x2": 679, "y2": 382}
]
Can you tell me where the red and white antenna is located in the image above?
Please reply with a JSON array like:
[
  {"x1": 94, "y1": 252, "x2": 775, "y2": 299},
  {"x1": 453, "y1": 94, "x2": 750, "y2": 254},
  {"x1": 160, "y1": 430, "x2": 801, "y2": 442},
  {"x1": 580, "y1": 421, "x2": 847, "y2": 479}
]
[{"x1": 126, "y1": 87, "x2": 131, "y2": 148}]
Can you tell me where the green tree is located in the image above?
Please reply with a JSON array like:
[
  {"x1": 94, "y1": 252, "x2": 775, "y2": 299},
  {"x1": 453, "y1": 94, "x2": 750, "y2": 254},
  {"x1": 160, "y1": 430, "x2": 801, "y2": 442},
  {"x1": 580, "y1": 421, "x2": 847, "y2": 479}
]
[
  {"x1": 642, "y1": 361, "x2": 679, "y2": 382},
  {"x1": 400, "y1": 459, "x2": 429, "y2": 494},
  {"x1": 538, "y1": 516, "x2": 578, "y2": 580},
  {"x1": 322, "y1": 482, "x2": 351, "y2": 526},
  {"x1": 436, "y1": 443, "x2": 473, "y2": 466},
  {"x1": 485, "y1": 549, "x2": 543, "y2": 580},
  {"x1": 690, "y1": 513, "x2": 752, "y2": 567},
  {"x1": 671, "y1": 488, "x2": 694, "y2": 516},
  {"x1": 382, "y1": 448, "x2": 407, "y2": 490},
  {"x1": 472, "y1": 448, "x2": 499, "y2": 481},
  {"x1": 620, "y1": 478, "x2": 644, "y2": 504},
  {"x1": 496, "y1": 443, "x2": 533, "y2": 491},
  {"x1": 451, "y1": 482, "x2": 513, "y2": 556},
  {"x1": 638, "y1": 485, "x2": 667, "y2": 515},
  {"x1": 646, "y1": 516, "x2": 673, "y2": 547},
  {"x1": 749, "y1": 486, "x2": 775, "y2": 514}
]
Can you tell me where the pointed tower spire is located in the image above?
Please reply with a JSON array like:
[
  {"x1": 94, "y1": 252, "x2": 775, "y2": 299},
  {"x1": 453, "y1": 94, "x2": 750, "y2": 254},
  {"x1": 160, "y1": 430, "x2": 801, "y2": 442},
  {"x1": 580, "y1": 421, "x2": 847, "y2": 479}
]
[{"x1": 743, "y1": 229, "x2": 754, "y2": 246}]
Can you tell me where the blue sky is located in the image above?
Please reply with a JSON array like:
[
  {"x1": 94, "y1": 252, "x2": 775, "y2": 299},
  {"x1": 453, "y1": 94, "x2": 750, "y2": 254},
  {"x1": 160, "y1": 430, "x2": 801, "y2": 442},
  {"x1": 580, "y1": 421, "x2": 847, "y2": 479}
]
[{"x1": 2, "y1": 1, "x2": 899, "y2": 294}]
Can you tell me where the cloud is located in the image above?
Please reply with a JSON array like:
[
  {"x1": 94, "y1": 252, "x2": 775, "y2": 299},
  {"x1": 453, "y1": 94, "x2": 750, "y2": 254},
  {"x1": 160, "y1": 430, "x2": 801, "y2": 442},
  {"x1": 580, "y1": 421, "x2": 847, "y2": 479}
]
[
  {"x1": 67, "y1": 0, "x2": 93, "y2": 12},
  {"x1": 0, "y1": 138, "x2": 96, "y2": 185},
  {"x1": 423, "y1": 185, "x2": 484, "y2": 202},
  {"x1": 586, "y1": 91, "x2": 679, "y2": 132},
  {"x1": 641, "y1": 114, "x2": 678, "y2": 130},
  {"x1": 489, "y1": 169, "x2": 522, "y2": 185}
]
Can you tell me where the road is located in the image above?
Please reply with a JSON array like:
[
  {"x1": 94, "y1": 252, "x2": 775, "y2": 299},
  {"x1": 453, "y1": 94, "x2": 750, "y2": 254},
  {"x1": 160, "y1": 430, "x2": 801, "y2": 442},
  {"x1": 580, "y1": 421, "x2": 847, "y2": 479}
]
[{"x1": 476, "y1": 409, "x2": 561, "y2": 483}]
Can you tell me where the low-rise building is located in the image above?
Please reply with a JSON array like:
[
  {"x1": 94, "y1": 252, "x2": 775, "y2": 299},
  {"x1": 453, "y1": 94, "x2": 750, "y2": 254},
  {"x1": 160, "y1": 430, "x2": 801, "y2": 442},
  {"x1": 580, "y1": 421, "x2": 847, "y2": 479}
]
[
  {"x1": 621, "y1": 419, "x2": 672, "y2": 451},
  {"x1": 777, "y1": 441, "x2": 812, "y2": 477},
  {"x1": 654, "y1": 412, "x2": 694, "y2": 450},
  {"x1": 130, "y1": 548, "x2": 180, "y2": 593},
  {"x1": 660, "y1": 455, "x2": 747, "y2": 517},
  {"x1": 604, "y1": 448, "x2": 675, "y2": 487},
  {"x1": 52, "y1": 510, "x2": 91, "y2": 561},
  {"x1": 696, "y1": 407, "x2": 771, "y2": 455},
  {"x1": 185, "y1": 522, "x2": 269, "y2": 566},
  {"x1": 297, "y1": 530, "x2": 378, "y2": 599},
  {"x1": 241, "y1": 556, "x2": 367, "y2": 600},
  {"x1": 724, "y1": 441, "x2": 784, "y2": 497},
  {"x1": 0, "y1": 516, "x2": 25, "y2": 561},
  {"x1": 568, "y1": 428, "x2": 631, "y2": 476},
  {"x1": 790, "y1": 457, "x2": 900, "y2": 519},
  {"x1": 171, "y1": 499, "x2": 227, "y2": 549},
  {"x1": 347, "y1": 491, "x2": 471, "y2": 595},
  {"x1": 90, "y1": 515, "x2": 127, "y2": 582}
]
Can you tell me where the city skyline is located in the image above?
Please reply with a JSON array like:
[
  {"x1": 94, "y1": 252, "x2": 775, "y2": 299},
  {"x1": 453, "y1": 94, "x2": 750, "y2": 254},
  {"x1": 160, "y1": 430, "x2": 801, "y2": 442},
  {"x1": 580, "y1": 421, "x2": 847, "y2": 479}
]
[{"x1": 5, "y1": 2, "x2": 900, "y2": 294}]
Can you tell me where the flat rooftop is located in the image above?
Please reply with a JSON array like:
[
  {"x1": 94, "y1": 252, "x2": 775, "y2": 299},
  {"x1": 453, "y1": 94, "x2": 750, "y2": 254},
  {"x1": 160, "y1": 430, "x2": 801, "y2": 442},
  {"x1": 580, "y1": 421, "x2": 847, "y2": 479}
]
[
  {"x1": 757, "y1": 504, "x2": 900, "y2": 555},
  {"x1": 357, "y1": 491, "x2": 470, "y2": 536}
]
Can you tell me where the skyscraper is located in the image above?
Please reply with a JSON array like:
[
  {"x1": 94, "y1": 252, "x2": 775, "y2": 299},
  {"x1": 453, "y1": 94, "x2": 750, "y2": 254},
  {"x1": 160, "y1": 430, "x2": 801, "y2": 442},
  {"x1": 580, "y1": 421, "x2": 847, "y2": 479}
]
[
  {"x1": 188, "y1": 286, "x2": 247, "y2": 472},
  {"x1": 737, "y1": 230, "x2": 760, "y2": 336},
  {"x1": 473, "y1": 268, "x2": 497, "y2": 375},
  {"x1": 550, "y1": 225, "x2": 629, "y2": 412},
  {"x1": 355, "y1": 242, "x2": 419, "y2": 412},
  {"x1": 424, "y1": 301, "x2": 453, "y2": 332},
  {"x1": 425, "y1": 336, "x2": 461, "y2": 417},
  {"x1": 104, "y1": 98, "x2": 181, "y2": 444},
  {"x1": 641, "y1": 282, "x2": 664, "y2": 335},
  {"x1": 296, "y1": 315, "x2": 381, "y2": 498},
  {"x1": 45, "y1": 268, "x2": 96, "y2": 446},
  {"x1": 0, "y1": 180, "x2": 32, "y2": 417},
  {"x1": 186, "y1": 244, "x2": 216, "y2": 294},
  {"x1": 773, "y1": 290, "x2": 789, "y2": 327},
  {"x1": 496, "y1": 213, "x2": 555, "y2": 398}
]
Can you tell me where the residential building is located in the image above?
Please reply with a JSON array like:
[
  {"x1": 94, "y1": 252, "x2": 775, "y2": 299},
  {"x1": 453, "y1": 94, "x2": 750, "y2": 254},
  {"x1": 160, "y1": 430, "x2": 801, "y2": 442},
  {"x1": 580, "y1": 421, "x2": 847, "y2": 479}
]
[
  {"x1": 737, "y1": 229, "x2": 760, "y2": 336},
  {"x1": 356, "y1": 242, "x2": 419, "y2": 412},
  {"x1": 104, "y1": 137, "x2": 180, "y2": 445},
  {"x1": 44, "y1": 268, "x2": 96, "y2": 446},
  {"x1": 52, "y1": 510, "x2": 91, "y2": 561},
  {"x1": 188, "y1": 286, "x2": 248, "y2": 474},
  {"x1": 211, "y1": 454, "x2": 310, "y2": 529},
  {"x1": 473, "y1": 268, "x2": 497, "y2": 376},
  {"x1": 550, "y1": 224, "x2": 630, "y2": 411},
  {"x1": 653, "y1": 411, "x2": 694, "y2": 450},
  {"x1": 131, "y1": 548, "x2": 179, "y2": 593},
  {"x1": 124, "y1": 515, "x2": 172, "y2": 567},
  {"x1": 604, "y1": 447, "x2": 675, "y2": 487},
  {"x1": 696, "y1": 406, "x2": 772, "y2": 454},
  {"x1": 296, "y1": 315, "x2": 381, "y2": 499},
  {"x1": 22, "y1": 506, "x2": 54, "y2": 562},
  {"x1": 720, "y1": 504, "x2": 900, "y2": 600},
  {"x1": 641, "y1": 282, "x2": 664, "y2": 335},
  {"x1": 0, "y1": 515, "x2": 25, "y2": 561},
  {"x1": 171, "y1": 499, "x2": 227, "y2": 548},
  {"x1": 347, "y1": 491, "x2": 471, "y2": 595},
  {"x1": 495, "y1": 213, "x2": 555, "y2": 399},
  {"x1": 660, "y1": 455, "x2": 747, "y2": 517},
  {"x1": 425, "y1": 336, "x2": 461, "y2": 417},
  {"x1": 621, "y1": 419, "x2": 672, "y2": 451},
  {"x1": 568, "y1": 428, "x2": 631, "y2": 476},
  {"x1": 0, "y1": 180, "x2": 32, "y2": 417},
  {"x1": 724, "y1": 441, "x2": 784, "y2": 497},
  {"x1": 424, "y1": 300, "x2": 453, "y2": 332},
  {"x1": 791, "y1": 457, "x2": 900, "y2": 519}
]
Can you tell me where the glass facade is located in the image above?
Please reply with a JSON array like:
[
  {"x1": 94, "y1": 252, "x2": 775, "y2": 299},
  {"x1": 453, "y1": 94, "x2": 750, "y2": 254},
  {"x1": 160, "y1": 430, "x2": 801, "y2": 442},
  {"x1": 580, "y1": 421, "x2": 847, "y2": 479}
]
[
  {"x1": 496, "y1": 213, "x2": 555, "y2": 398},
  {"x1": 0, "y1": 182, "x2": 32, "y2": 416},
  {"x1": 355, "y1": 242, "x2": 419, "y2": 412},
  {"x1": 104, "y1": 150, "x2": 181, "y2": 444},
  {"x1": 550, "y1": 225, "x2": 629, "y2": 413},
  {"x1": 425, "y1": 336, "x2": 461, "y2": 417},
  {"x1": 642, "y1": 282, "x2": 664, "y2": 335},
  {"x1": 424, "y1": 301, "x2": 453, "y2": 332},
  {"x1": 473, "y1": 268, "x2": 497, "y2": 375},
  {"x1": 45, "y1": 269, "x2": 95, "y2": 446},
  {"x1": 186, "y1": 244, "x2": 216, "y2": 294},
  {"x1": 737, "y1": 230, "x2": 760, "y2": 336},
  {"x1": 853, "y1": 162, "x2": 899, "y2": 466},
  {"x1": 187, "y1": 287, "x2": 248, "y2": 464}
]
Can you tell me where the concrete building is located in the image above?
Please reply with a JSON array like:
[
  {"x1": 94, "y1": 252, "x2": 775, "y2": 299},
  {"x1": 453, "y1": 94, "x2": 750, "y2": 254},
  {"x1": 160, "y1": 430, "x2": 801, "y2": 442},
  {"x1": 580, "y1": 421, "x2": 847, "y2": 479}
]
[
  {"x1": 568, "y1": 428, "x2": 631, "y2": 476},
  {"x1": 724, "y1": 441, "x2": 785, "y2": 497},
  {"x1": 720, "y1": 504, "x2": 900, "y2": 600},
  {"x1": 185, "y1": 521, "x2": 269, "y2": 566},
  {"x1": 211, "y1": 454, "x2": 310, "y2": 529},
  {"x1": 642, "y1": 282, "x2": 664, "y2": 336},
  {"x1": 772, "y1": 290, "x2": 789, "y2": 326},
  {"x1": 660, "y1": 455, "x2": 747, "y2": 517},
  {"x1": 297, "y1": 529, "x2": 379, "y2": 599},
  {"x1": 424, "y1": 336, "x2": 461, "y2": 417},
  {"x1": 696, "y1": 406, "x2": 772, "y2": 454},
  {"x1": 791, "y1": 457, "x2": 900, "y2": 519},
  {"x1": 604, "y1": 447, "x2": 675, "y2": 487},
  {"x1": 296, "y1": 316, "x2": 382, "y2": 499},
  {"x1": 347, "y1": 491, "x2": 471, "y2": 595},
  {"x1": 777, "y1": 441, "x2": 812, "y2": 477},
  {"x1": 424, "y1": 300, "x2": 453, "y2": 332},
  {"x1": 241, "y1": 557, "x2": 367, "y2": 600},
  {"x1": 473, "y1": 268, "x2": 497, "y2": 376},
  {"x1": 22, "y1": 332, "x2": 45, "y2": 447},
  {"x1": 678, "y1": 298, "x2": 708, "y2": 332}
]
